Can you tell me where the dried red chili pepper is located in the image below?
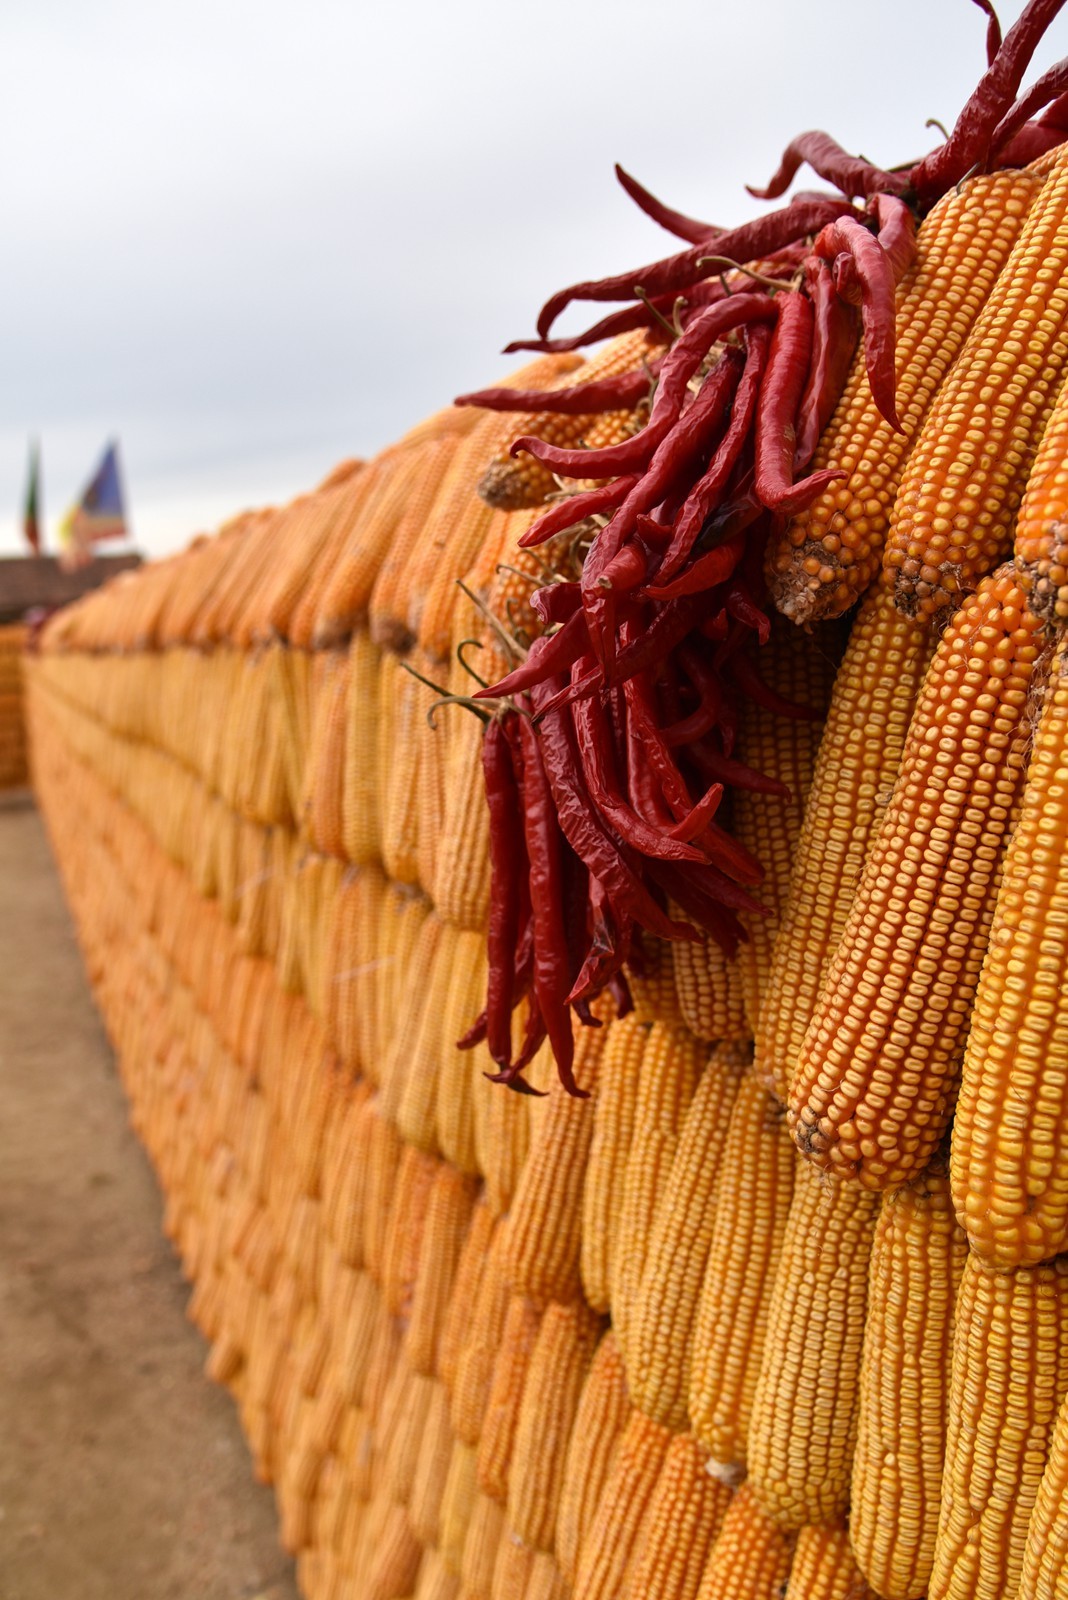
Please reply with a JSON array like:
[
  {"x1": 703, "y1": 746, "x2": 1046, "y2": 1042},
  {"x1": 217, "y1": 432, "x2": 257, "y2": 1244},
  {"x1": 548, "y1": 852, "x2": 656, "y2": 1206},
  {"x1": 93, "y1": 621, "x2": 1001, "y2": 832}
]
[
  {"x1": 456, "y1": 364, "x2": 657, "y2": 417},
  {"x1": 614, "y1": 162, "x2": 722, "y2": 244},
  {"x1": 753, "y1": 291, "x2": 850, "y2": 513},
  {"x1": 747, "y1": 130, "x2": 910, "y2": 204},
  {"x1": 481, "y1": 715, "x2": 526, "y2": 1068}
]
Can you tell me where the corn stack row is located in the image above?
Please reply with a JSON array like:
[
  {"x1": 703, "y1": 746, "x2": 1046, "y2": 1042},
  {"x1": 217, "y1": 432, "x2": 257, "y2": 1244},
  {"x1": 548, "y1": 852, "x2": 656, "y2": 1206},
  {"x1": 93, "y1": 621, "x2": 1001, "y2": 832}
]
[
  {"x1": 0, "y1": 623, "x2": 28, "y2": 788},
  {"x1": 21, "y1": 145, "x2": 1068, "y2": 1600}
]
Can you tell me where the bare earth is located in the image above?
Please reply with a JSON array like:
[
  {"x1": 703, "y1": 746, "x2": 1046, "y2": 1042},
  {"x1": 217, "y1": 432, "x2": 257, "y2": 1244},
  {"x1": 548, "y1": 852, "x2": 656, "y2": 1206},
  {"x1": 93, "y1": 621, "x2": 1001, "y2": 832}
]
[{"x1": 0, "y1": 793, "x2": 300, "y2": 1600}]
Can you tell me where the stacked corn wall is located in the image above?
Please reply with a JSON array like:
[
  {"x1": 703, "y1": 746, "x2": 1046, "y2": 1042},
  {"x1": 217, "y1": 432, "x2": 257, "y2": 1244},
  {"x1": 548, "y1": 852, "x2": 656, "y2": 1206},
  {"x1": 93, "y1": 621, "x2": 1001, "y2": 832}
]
[
  {"x1": 23, "y1": 151, "x2": 1068, "y2": 1600},
  {"x1": 0, "y1": 624, "x2": 28, "y2": 787}
]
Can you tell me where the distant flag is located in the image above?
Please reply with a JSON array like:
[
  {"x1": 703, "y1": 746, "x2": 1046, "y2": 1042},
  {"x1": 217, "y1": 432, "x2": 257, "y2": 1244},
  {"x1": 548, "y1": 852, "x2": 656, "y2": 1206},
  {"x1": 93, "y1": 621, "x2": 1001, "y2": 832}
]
[
  {"x1": 58, "y1": 440, "x2": 129, "y2": 570},
  {"x1": 22, "y1": 438, "x2": 42, "y2": 555}
]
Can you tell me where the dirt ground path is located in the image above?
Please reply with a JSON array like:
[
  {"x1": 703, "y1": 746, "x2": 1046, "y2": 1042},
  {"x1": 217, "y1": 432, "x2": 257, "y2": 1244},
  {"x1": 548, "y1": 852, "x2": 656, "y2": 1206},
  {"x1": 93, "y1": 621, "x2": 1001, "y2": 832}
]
[{"x1": 0, "y1": 793, "x2": 300, "y2": 1600}]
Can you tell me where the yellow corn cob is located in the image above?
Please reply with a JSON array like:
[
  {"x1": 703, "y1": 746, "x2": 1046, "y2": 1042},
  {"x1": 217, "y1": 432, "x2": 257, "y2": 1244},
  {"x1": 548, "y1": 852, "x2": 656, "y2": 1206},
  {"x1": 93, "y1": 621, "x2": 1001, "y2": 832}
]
[
  {"x1": 671, "y1": 924, "x2": 749, "y2": 1044},
  {"x1": 382, "y1": 1367, "x2": 436, "y2": 1506},
  {"x1": 476, "y1": 1295, "x2": 543, "y2": 1504},
  {"x1": 438, "y1": 1200, "x2": 496, "y2": 1395},
  {"x1": 580, "y1": 1012, "x2": 648, "y2": 1315},
  {"x1": 573, "y1": 1411, "x2": 673, "y2": 1600},
  {"x1": 341, "y1": 629, "x2": 382, "y2": 865},
  {"x1": 556, "y1": 1332, "x2": 632, "y2": 1586},
  {"x1": 782, "y1": 1525, "x2": 874, "y2": 1600},
  {"x1": 462, "y1": 1492, "x2": 508, "y2": 1600},
  {"x1": 473, "y1": 1032, "x2": 537, "y2": 1219},
  {"x1": 626, "y1": 931, "x2": 687, "y2": 1030},
  {"x1": 440, "y1": 1440, "x2": 480, "y2": 1576},
  {"x1": 1017, "y1": 1387, "x2": 1068, "y2": 1600},
  {"x1": 625, "y1": 1433, "x2": 733, "y2": 1600},
  {"x1": 450, "y1": 1223, "x2": 513, "y2": 1447},
  {"x1": 929, "y1": 1252, "x2": 1068, "y2": 1600},
  {"x1": 747, "y1": 1161, "x2": 880, "y2": 1530},
  {"x1": 767, "y1": 167, "x2": 1043, "y2": 623},
  {"x1": 886, "y1": 145, "x2": 1068, "y2": 622},
  {"x1": 408, "y1": 1380, "x2": 457, "y2": 1548},
  {"x1": 790, "y1": 569, "x2": 1045, "y2": 1189},
  {"x1": 376, "y1": 653, "x2": 424, "y2": 887},
  {"x1": 612, "y1": 1022, "x2": 705, "y2": 1360},
  {"x1": 501, "y1": 1024, "x2": 605, "y2": 1304},
  {"x1": 732, "y1": 614, "x2": 838, "y2": 1034},
  {"x1": 380, "y1": 1145, "x2": 438, "y2": 1322},
  {"x1": 322, "y1": 864, "x2": 385, "y2": 1076},
  {"x1": 491, "y1": 1527, "x2": 536, "y2": 1600},
  {"x1": 416, "y1": 652, "x2": 450, "y2": 899},
  {"x1": 361, "y1": 434, "x2": 463, "y2": 654},
  {"x1": 436, "y1": 930, "x2": 487, "y2": 1178},
  {"x1": 362, "y1": 1108, "x2": 403, "y2": 1284},
  {"x1": 416, "y1": 1549, "x2": 463, "y2": 1600},
  {"x1": 953, "y1": 635, "x2": 1068, "y2": 1267},
  {"x1": 627, "y1": 1042, "x2": 747, "y2": 1429},
  {"x1": 405, "y1": 1165, "x2": 478, "y2": 1378},
  {"x1": 756, "y1": 587, "x2": 933, "y2": 1103},
  {"x1": 433, "y1": 638, "x2": 509, "y2": 932},
  {"x1": 506, "y1": 1300, "x2": 601, "y2": 1552},
  {"x1": 687, "y1": 1071, "x2": 796, "y2": 1474},
  {"x1": 375, "y1": 887, "x2": 431, "y2": 1084},
  {"x1": 694, "y1": 1483, "x2": 796, "y2": 1600},
  {"x1": 849, "y1": 1155, "x2": 967, "y2": 1600},
  {"x1": 380, "y1": 910, "x2": 445, "y2": 1128},
  {"x1": 1016, "y1": 365, "x2": 1068, "y2": 625},
  {"x1": 525, "y1": 1553, "x2": 570, "y2": 1600}
]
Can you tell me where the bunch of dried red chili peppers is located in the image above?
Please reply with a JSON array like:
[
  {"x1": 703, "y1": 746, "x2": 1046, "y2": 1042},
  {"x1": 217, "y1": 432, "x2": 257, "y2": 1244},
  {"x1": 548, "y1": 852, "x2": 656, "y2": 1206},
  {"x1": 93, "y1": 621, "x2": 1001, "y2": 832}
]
[{"x1": 455, "y1": 0, "x2": 1068, "y2": 1095}]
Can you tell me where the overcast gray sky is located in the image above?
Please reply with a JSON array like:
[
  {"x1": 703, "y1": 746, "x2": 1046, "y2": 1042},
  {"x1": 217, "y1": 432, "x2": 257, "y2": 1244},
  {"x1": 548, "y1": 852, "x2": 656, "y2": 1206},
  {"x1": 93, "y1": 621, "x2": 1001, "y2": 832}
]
[{"x1": 3, "y1": 0, "x2": 1066, "y2": 560}]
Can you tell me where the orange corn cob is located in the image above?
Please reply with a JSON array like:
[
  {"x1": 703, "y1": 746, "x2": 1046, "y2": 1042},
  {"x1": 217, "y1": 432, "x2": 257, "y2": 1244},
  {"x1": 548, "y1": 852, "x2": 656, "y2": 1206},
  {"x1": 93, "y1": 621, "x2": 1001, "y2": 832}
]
[
  {"x1": 929, "y1": 1252, "x2": 1068, "y2": 1600},
  {"x1": 1016, "y1": 365, "x2": 1068, "y2": 625},
  {"x1": 1016, "y1": 1387, "x2": 1068, "y2": 1600},
  {"x1": 747, "y1": 1161, "x2": 880, "y2": 1530},
  {"x1": 952, "y1": 641, "x2": 1068, "y2": 1267},
  {"x1": 476, "y1": 1294, "x2": 543, "y2": 1505},
  {"x1": 694, "y1": 1483, "x2": 796, "y2": 1600},
  {"x1": 626, "y1": 1433, "x2": 733, "y2": 1600},
  {"x1": 766, "y1": 167, "x2": 1043, "y2": 623},
  {"x1": 731, "y1": 615, "x2": 838, "y2": 1035},
  {"x1": 556, "y1": 1332, "x2": 632, "y2": 1586},
  {"x1": 755, "y1": 587, "x2": 933, "y2": 1103},
  {"x1": 379, "y1": 910, "x2": 445, "y2": 1128},
  {"x1": 782, "y1": 1525, "x2": 875, "y2": 1600},
  {"x1": 627, "y1": 1042, "x2": 746, "y2": 1429},
  {"x1": 886, "y1": 145, "x2": 1068, "y2": 622},
  {"x1": 572, "y1": 1411, "x2": 673, "y2": 1600},
  {"x1": 580, "y1": 1012, "x2": 648, "y2": 1315},
  {"x1": 850, "y1": 1156, "x2": 967, "y2": 1600},
  {"x1": 612, "y1": 1022, "x2": 705, "y2": 1360},
  {"x1": 688, "y1": 1071, "x2": 796, "y2": 1475},
  {"x1": 506, "y1": 1300, "x2": 601, "y2": 1552},
  {"x1": 376, "y1": 652, "x2": 424, "y2": 888},
  {"x1": 790, "y1": 570, "x2": 1046, "y2": 1189}
]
